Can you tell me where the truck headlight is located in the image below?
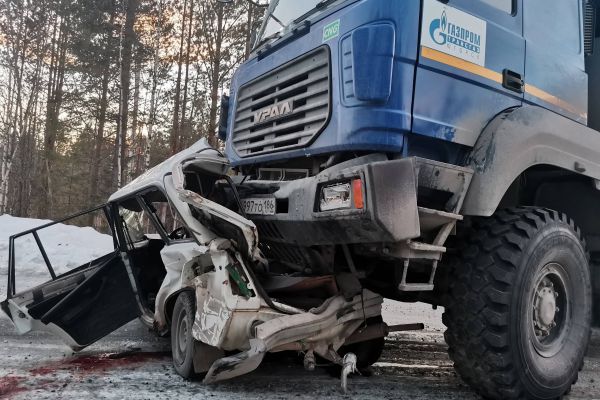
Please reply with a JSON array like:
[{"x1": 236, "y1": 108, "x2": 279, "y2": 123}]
[{"x1": 319, "y1": 179, "x2": 364, "y2": 211}]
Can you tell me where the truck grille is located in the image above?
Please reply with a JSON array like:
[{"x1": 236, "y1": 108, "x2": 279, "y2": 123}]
[{"x1": 232, "y1": 47, "x2": 331, "y2": 157}]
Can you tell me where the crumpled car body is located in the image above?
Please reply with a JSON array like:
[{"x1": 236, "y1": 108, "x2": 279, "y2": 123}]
[{"x1": 1, "y1": 139, "x2": 385, "y2": 384}]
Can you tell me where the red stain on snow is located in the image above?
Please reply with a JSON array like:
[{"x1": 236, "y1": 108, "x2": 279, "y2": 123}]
[
  {"x1": 29, "y1": 351, "x2": 170, "y2": 377},
  {"x1": 0, "y1": 376, "x2": 27, "y2": 398},
  {"x1": 27, "y1": 366, "x2": 54, "y2": 377},
  {"x1": 0, "y1": 351, "x2": 170, "y2": 398}
]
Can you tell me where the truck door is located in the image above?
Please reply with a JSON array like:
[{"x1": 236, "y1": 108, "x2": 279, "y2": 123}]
[
  {"x1": 1, "y1": 206, "x2": 140, "y2": 350},
  {"x1": 523, "y1": 0, "x2": 587, "y2": 124},
  {"x1": 413, "y1": 0, "x2": 525, "y2": 147}
]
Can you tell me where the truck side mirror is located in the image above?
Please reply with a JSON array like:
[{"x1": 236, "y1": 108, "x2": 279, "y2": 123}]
[
  {"x1": 584, "y1": 0, "x2": 596, "y2": 56},
  {"x1": 218, "y1": 95, "x2": 230, "y2": 142}
]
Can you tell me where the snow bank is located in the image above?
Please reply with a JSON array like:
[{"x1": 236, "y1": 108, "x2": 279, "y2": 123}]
[{"x1": 0, "y1": 214, "x2": 114, "y2": 298}]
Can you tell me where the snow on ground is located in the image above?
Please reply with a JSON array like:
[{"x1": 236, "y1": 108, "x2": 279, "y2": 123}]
[
  {"x1": 382, "y1": 300, "x2": 444, "y2": 333},
  {"x1": 0, "y1": 214, "x2": 114, "y2": 301}
]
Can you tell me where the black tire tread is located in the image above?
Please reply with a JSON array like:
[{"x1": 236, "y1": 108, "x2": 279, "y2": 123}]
[
  {"x1": 171, "y1": 291, "x2": 196, "y2": 379},
  {"x1": 443, "y1": 207, "x2": 588, "y2": 399}
]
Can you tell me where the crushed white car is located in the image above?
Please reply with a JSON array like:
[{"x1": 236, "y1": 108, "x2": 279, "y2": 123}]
[{"x1": 1, "y1": 140, "x2": 404, "y2": 390}]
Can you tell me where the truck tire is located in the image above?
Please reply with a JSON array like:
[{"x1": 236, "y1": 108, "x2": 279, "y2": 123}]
[
  {"x1": 443, "y1": 208, "x2": 592, "y2": 399},
  {"x1": 171, "y1": 291, "x2": 197, "y2": 379},
  {"x1": 593, "y1": 264, "x2": 600, "y2": 327}
]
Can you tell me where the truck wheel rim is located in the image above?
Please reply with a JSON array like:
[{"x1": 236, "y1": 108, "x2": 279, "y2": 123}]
[{"x1": 530, "y1": 262, "x2": 570, "y2": 358}]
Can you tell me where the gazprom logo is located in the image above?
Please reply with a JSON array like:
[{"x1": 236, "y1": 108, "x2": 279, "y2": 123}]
[
  {"x1": 441, "y1": 11, "x2": 447, "y2": 32},
  {"x1": 430, "y1": 11, "x2": 447, "y2": 45},
  {"x1": 429, "y1": 9, "x2": 481, "y2": 53}
]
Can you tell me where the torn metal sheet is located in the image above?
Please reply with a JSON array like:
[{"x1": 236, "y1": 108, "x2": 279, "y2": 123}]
[
  {"x1": 190, "y1": 243, "x2": 264, "y2": 350},
  {"x1": 154, "y1": 242, "x2": 210, "y2": 330},
  {"x1": 203, "y1": 340, "x2": 267, "y2": 384},
  {"x1": 193, "y1": 271, "x2": 232, "y2": 347},
  {"x1": 203, "y1": 290, "x2": 383, "y2": 383},
  {"x1": 195, "y1": 295, "x2": 231, "y2": 347}
]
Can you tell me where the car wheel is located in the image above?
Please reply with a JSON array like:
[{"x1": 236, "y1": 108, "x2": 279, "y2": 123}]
[
  {"x1": 171, "y1": 291, "x2": 196, "y2": 379},
  {"x1": 138, "y1": 314, "x2": 155, "y2": 330},
  {"x1": 443, "y1": 208, "x2": 592, "y2": 399},
  {"x1": 339, "y1": 316, "x2": 385, "y2": 372}
]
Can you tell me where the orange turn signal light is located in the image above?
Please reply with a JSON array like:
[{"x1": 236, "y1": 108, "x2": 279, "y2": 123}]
[{"x1": 352, "y1": 179, "x2": 364, "y2": 209}]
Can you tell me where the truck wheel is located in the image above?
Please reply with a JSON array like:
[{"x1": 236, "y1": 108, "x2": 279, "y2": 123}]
[
  {"x1": 443, "y1": 208, "x2": 592, "y2": 399},
  {"x1": 171, "y1": 291, "x2": 197, "y2": 379},
  {"x1": 593, "y1": 263, "x2": 600, "y2": 326}
]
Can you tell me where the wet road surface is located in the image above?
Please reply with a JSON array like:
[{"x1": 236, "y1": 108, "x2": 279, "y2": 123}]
[{"x1": 0, "y1": 302, "x2": 599, "y2": 399}]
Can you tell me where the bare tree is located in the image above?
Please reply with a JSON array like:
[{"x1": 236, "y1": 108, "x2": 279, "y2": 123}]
[
  {"x1": 195, "y1": 1, "x2": 258, "y2": 146},
  {"x1": 179, "y1": 0, "x2": 195, "y2": 152},
  {"x1": 1, "y1": 0, "x2": 50, "y2": 216},
  {"x1": 170, "y1": 0, "x2": 189, "y2": 154},
  {"x1": 145, "y1": 0, "x2": 165, "y2": 171},
  {"x1": 88, "y1": 7, "x2": 117, "y2": 208},
  {"x1": 130, "y1": 46, "x2": 142, "y2": 179},
  {"x1": 116, "y1": 0, "x2": 139, "y2": 188},
  {"x1": 38, "y1": 0, "x2": 70, "y2": 218}
]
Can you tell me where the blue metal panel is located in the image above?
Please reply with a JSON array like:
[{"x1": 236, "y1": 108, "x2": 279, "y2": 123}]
[
  {"x1": 523, "y1": 0, "x2": 588, "y2": 124},
  {"x1": 226, "y1": 0, "x2": 420, "y2": 167},
  {"x1": 413, "y1": 0, "x2": 525, "y2": 147},
  {"x1": 340, "y1": 36, "x2": 356, "y2": 102},
  {"x1": 347, "y1": 23, "x2": 395, "y2": 102}
]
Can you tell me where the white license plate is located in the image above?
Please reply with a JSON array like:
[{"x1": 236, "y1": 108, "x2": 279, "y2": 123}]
[{"x1": 241, "y1": 197, "x2": 276, "y2": 215}]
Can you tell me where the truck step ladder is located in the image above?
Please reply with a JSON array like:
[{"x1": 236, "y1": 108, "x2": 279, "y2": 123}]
[{"x1": 395, "y1": 160, "x2": 474, "y2": 292}]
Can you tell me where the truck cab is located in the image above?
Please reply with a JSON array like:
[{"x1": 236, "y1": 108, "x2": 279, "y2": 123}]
[
  {"x1": 225, "y1": 0, "x2": 587, "y2": 165},
  {"x1": 222, "y1": 0, "x2": 600, "y2": 398}
]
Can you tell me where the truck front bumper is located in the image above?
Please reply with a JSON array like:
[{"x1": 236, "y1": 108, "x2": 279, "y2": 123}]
[
  {"x1": 242, "y1": 155, "x2": 473, "y2": 246},
  {"x1": 244, "y1": 156, "x2": 419, "y2": 246}
]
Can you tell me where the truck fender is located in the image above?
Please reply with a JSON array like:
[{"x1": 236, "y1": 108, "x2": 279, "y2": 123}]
[{"x1": 462, "y1": 105, "x2": 600, "y2": 216}]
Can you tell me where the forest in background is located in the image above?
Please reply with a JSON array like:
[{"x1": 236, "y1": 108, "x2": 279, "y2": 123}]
[{"x1": 0, "y1": 0, "x2": 266, "y2": 220}]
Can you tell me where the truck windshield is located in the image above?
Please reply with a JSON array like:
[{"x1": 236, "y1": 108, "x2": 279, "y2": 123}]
[{"x1": 256, "y1": 0, "x2": 339, "y2": 48}]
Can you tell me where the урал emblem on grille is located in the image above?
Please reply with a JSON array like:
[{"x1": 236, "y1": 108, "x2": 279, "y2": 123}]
[{"x1": 254, "y1": 101, "x2": 294, "y2": 124}]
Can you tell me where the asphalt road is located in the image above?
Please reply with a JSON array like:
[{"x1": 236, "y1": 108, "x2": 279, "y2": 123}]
[{"x1": 0, "y1": 302, "x2": 599, "y2": 400}]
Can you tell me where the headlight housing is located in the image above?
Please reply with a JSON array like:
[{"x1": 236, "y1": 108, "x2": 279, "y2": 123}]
[{"x1": 319, "y1": 179, "x2": 364, "y2": 211}]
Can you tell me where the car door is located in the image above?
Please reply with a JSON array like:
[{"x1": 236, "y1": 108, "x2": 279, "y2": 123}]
[
  {"x1": 413, "y1": 0, "x2": 525, "y2": 147},
  {"x1": 1, "y1": 205, "x2": 140, "y2": 350}
]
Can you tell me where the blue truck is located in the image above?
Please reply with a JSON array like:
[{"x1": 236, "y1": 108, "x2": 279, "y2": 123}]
[{"x1": 219, "y1": 0, "x2": 600, "y2": 398}]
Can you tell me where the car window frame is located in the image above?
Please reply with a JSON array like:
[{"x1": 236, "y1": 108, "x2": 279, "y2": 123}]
[
  {"x1": 6, "y1": 204, "x2": 119, "y2": 298},
  {"x1": 138, "y1": 189, "x2": 195, "y2": 245},
  {"x1": 112, "y1": 184, "x2": 200, "y2": 251},
  {"x1": 115, "y1": 189, "x2": 171, "y2": 247}
]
